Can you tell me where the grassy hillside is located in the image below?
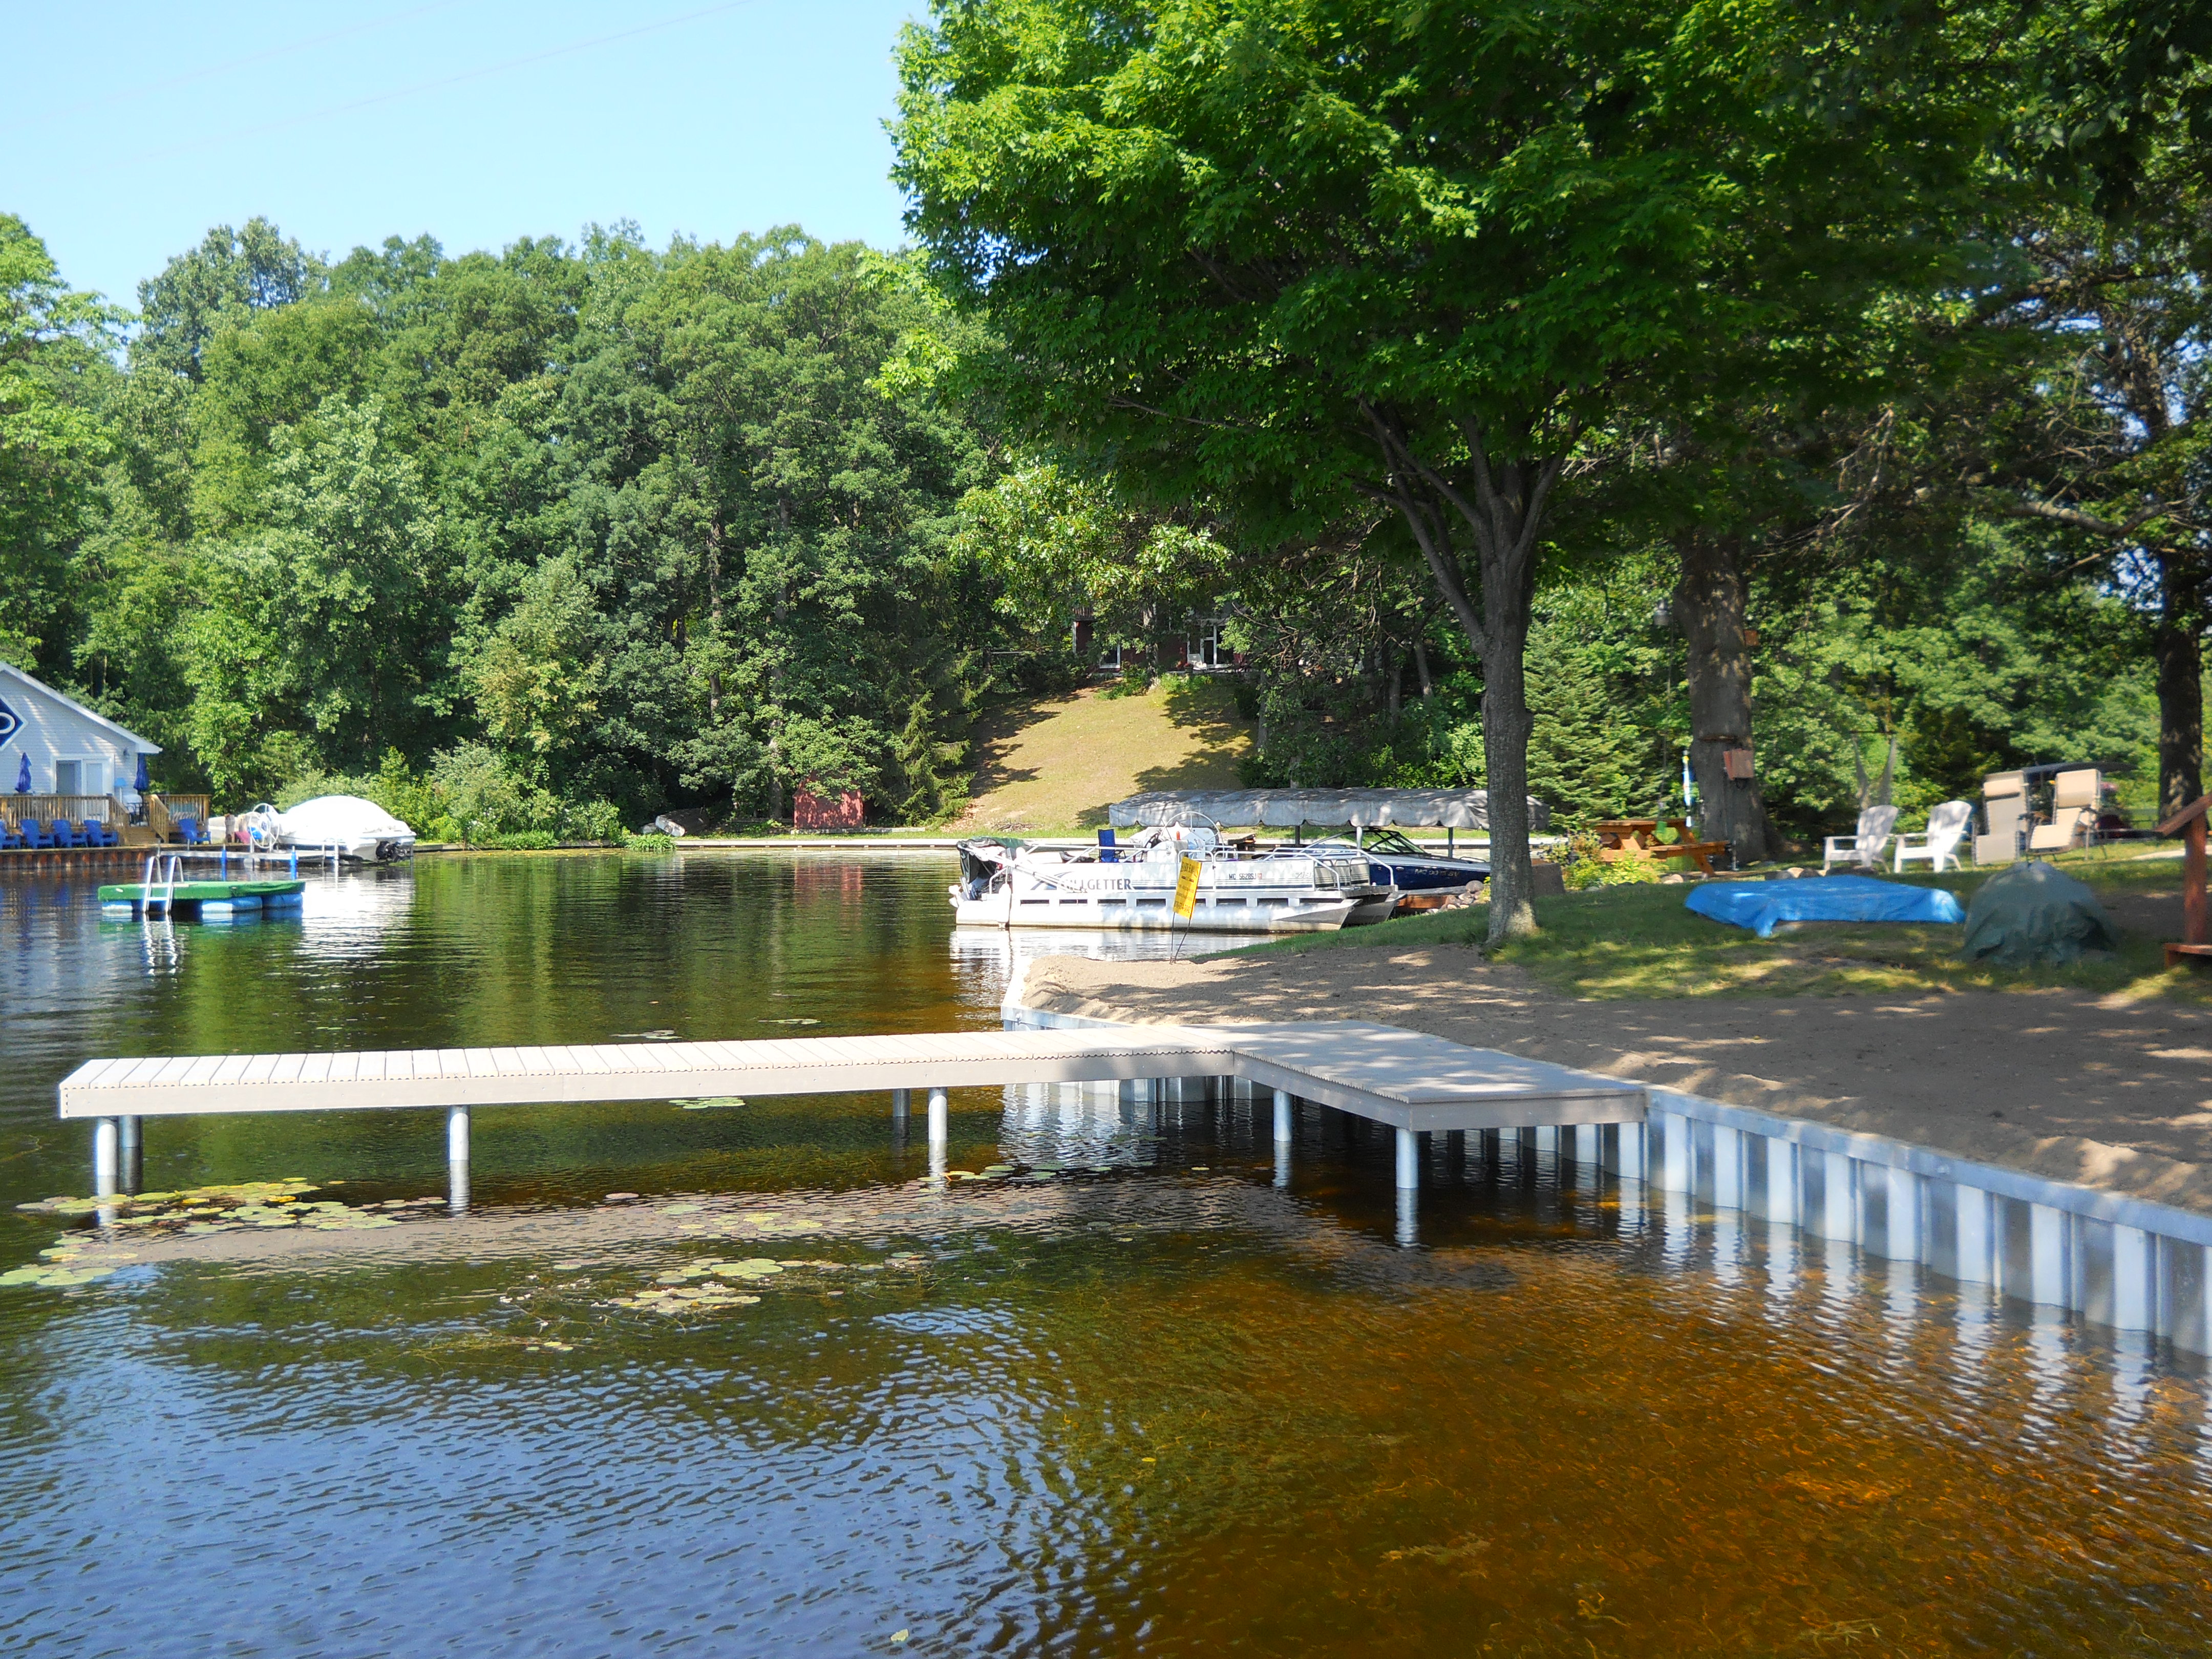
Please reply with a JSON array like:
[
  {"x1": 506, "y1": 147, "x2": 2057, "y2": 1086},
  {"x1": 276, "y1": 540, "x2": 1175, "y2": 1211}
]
[{"x1": 953, "y1": 675, "x2": 1254, "y2": 837}]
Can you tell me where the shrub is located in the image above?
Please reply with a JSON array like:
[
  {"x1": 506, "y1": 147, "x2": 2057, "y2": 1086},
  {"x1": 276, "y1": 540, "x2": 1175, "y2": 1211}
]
[
  {"x1": 559, "y1": 797, "x2": 627, "y2": 844},
  {"x1": 1560, "y1": 832, "x2": 1664, "y2": 890},
  {"x1": 1100, "y1": 663, "x2": 1154, "y2": 699},
  {"x1": 1003, "y1": 648, "x2": 1088, "y2": 697}
]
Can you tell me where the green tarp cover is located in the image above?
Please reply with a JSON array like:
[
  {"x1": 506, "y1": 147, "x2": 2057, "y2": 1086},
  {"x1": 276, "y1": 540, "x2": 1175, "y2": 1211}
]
[{"x1": 1961, "y1": 861, "x2": 2117, "y2": 967}]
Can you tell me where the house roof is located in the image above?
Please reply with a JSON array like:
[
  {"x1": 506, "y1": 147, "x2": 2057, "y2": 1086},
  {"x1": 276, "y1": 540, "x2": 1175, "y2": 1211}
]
[{"x1": 0, "y1": 662, "x2": 162, "y2": 754}]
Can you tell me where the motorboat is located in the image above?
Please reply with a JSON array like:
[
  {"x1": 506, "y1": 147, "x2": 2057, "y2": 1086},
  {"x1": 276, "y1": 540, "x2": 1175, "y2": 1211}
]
[
  {"x1": 1311, "y1": 827, "x2": 1490, "y2": 895},
  {"x1": 950, "y1": 827, "x2": 1395, "y2": 932},
  {"x1": 240, "y1": 796, "x2": 417, "y2": 862}
]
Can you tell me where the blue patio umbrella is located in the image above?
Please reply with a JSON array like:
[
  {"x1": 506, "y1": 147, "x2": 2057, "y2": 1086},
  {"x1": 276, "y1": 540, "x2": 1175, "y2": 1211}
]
[
  {"x1": 134, "y1": 752, "x2": 150, "y2": 793},
  {"x1": 13, "y1": 753, "x2": 28, "y2": 793}
]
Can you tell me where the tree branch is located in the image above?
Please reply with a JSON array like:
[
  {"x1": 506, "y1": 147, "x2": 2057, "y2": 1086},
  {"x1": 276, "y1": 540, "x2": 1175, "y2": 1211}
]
[
  {"x1": 1104, "y1": 396, "x2": 1252, "y2": 434},
  {"x1": 1983, "y1": 495, "x2": 2170, "y2": 541}
]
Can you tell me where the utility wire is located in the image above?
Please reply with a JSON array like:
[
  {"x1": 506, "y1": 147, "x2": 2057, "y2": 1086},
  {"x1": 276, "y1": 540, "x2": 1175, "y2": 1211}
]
[
  {"x1": 2, "y1": 1, "x2": 478, "y2": 136},
  {"x1": 139, "y1": 0, "x2": 776, "y2": 162}
]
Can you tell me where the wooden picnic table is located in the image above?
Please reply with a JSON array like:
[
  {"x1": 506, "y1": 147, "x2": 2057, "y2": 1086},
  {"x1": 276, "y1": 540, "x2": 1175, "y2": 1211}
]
[{"x1": 1591, "y1": 819, "x2": 1733, "y2": 876}]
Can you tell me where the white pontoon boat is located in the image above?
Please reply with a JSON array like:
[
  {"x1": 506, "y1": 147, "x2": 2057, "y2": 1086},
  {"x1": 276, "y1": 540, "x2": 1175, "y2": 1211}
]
[{"x1": 949, "y1": 827, "x2": 1395, "y2": 932}]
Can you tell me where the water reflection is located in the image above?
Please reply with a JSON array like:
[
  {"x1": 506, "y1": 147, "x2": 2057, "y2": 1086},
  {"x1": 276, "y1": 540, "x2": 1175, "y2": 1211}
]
[{"x1": 948, "y1": 922, "x2": 1278, "y2": 980}]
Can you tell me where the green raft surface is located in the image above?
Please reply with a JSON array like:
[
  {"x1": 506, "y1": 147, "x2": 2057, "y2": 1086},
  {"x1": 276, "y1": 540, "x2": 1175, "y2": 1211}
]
[{"x1": 97, "y1": 879, "x2": 307, "y2": 904}]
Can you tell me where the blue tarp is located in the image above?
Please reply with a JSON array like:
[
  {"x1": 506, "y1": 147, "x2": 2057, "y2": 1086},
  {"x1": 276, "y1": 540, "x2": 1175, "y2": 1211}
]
[{"x1": 1685, "y1": 874, "x2": 1966, "y2": 938}]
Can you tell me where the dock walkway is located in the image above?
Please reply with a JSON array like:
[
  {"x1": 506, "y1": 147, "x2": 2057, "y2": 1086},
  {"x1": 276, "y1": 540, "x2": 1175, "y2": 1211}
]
[{"x1": 58, "y1": 1023, "x2": 1645, "y2": 1203}]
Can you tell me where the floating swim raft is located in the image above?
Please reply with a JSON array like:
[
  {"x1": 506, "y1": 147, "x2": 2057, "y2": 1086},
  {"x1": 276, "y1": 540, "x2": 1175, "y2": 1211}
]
[{"x1": 98, "y1": 878, "x2": 306, "y2": 919}]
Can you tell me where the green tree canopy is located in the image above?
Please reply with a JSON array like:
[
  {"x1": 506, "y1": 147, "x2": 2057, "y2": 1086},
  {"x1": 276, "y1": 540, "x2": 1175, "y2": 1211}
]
[
  {"x1": 0, "y1": 214, "x2": 121, "y2": 668},
  {"x1": 893, "y1": 0, "x2": 2010, "y2": 934}
]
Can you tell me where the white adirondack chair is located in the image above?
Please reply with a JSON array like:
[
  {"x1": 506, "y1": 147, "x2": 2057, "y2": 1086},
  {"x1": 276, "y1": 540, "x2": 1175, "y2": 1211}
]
[
  {"x1": 1893, "y1": 800, "x2": 1973, "y2": 874},
  {"x1": 1822, "y1": 804, "x2": 1899, "y2": 873}
]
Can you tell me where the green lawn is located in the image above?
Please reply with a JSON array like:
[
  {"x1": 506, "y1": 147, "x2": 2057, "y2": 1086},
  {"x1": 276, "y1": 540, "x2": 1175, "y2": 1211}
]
[{"x1": 1224, "y1": 849, "x2": 2208, "y2": 1003}]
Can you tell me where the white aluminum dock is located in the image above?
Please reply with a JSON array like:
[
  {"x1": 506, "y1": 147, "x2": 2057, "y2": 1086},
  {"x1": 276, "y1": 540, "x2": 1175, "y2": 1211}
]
[{"x1": 57, "y1": 1022, "x2": 1644, "y2": 1211}]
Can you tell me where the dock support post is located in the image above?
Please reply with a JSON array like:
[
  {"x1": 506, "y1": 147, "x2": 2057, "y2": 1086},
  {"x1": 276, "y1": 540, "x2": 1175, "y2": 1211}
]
[
  {"x1": 1272, "y1": 1089, "x2": 1292, "y2": 1144},
  {"x1": 927, "y1": 1087, "x2": 949, "y2": 1178},
  {"x1": 1394, "y1": 1126, "x2": 1419, "y2": 1190},
  {"x1": 1395, "y1": 1187, "x2": 1419, "y2": 1248},
  {"x1": 93, "y1": 1117, "x2": 119, "y2": 1198},
  {"x1": 446, "y1": 1105, "x2": 470, "y2": 1211},
  {"x1": 119, "y1": 1115, "x2": 142, "y2": 1194}
]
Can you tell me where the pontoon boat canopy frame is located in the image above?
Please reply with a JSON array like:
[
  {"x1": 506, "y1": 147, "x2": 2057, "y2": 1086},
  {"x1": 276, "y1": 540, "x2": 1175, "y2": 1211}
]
[{"x1": 1107, "y1": 789, "x2": 1547, "y2": 831}]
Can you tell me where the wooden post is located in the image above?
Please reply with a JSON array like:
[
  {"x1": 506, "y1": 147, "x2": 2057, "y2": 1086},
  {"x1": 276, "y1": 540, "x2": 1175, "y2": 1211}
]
[
  {"x1": 2189, "y1": 816, "x2": 2207, "y2": 947},
  {"x1": 2154, "y1": 794, "x2": 2211, "y2": 963}
]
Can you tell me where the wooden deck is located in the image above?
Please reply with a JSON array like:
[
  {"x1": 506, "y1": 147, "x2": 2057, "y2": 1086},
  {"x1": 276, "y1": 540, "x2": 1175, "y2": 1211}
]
[{"x1": 57, "y1": 1022, "x2": 1644, "y2": 1133}]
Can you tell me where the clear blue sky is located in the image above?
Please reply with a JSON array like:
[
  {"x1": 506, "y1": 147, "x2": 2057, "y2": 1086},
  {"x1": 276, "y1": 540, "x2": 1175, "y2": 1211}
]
[{"x1": 6, "y1": 0, "x2": 923, "y2": 308}]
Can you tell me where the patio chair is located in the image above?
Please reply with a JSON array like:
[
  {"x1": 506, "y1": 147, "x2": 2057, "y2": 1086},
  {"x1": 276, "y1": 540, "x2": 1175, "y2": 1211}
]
[
  {"x1": 18, "y1": 818, "x2": 53, "y2": 849},
  {"x1": 1894, "y1": 800, "x2": 1974, "y2": 873},
  {"x1": 1974, "y1": 772, "x2": 2026, "y2": 865},
  {"x1": 173, "y1": 815, "x2": 205, "y2": 845},
  {"x1": 0, "y1": 822, "x2": 20, "y2": 850},
  {"x1": 2026, "y1": 769, "x2": 2100, "y2": 854},
  {"x1": 49, "y1": 818, "x2": 86, "y2": 848},
  {"x1": 80, "y1": 818, "x2": 117, "y2": 848},
  {"x1": 1822, "y1": 804, "x2": 1899, "y2": 873}
]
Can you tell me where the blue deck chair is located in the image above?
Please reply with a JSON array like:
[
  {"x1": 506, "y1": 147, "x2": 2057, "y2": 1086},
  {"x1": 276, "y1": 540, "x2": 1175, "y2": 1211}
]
[
  {"x1": 81, "y1": 818, "x2": 117, "y2": 847},
  {"x1": 1098, "y1": 827, "x2": 1119, "y2": 863},
  {"x1": 19, "y1": 819, "x2": 52, "y2": 849},
  {"x1": 174, "y1": 815, "x2": 206, "y2": 846},
  {"x1": 0, "y1": 822, "x2": 20, "y2": 850},
  {"x1": 50, "y1": 818, "x2": 85, "y2": 848}
]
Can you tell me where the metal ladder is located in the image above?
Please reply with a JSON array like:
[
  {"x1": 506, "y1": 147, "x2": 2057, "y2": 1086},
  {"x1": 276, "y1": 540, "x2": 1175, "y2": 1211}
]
[{"x1": 142, "y1": 853, "x2": 181, "y2": 918}]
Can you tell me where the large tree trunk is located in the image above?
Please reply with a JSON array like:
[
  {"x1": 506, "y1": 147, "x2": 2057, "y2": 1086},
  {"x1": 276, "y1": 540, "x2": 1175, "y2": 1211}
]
[
  {"x1": 1470, "y1": 495, "x2": 1542, "y2": 942},
  {"x1": 2155, "y1": 553, "x2": 2204, "y2": 821},
  {"x1": 1367, "y1": 411, "x2": 1558, "y2": 944},
  {"x1": 1672, "y1": 533, "x2": 1775, "y2": 864},
  {"x1": 1479, "y1": 628, "x2": 1537, "y2": 930}
]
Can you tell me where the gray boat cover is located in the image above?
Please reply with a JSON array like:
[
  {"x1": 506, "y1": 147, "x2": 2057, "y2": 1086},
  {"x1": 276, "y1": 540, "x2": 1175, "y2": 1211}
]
[
  {"x1": 1960, "y1": 860, "x2": 2117, "y2": 966},
  {"x1": 1107, "y1": 789, "x2": 1548, "y2": 831}
]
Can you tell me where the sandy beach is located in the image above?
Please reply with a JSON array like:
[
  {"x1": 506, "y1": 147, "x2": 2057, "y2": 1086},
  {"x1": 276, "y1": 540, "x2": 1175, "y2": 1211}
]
[{"x1": 1018, "y1": 937, "x2": 2212, "y2": 1215}]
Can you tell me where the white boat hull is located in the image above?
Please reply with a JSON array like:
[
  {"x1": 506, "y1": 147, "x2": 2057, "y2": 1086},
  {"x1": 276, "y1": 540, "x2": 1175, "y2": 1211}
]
[
  {"x1": 951, "y1": 891, "x2": 1364, "y2": 932},
  {"x1": 244, "y1": 796, "x2": 418, "y2": 862}
]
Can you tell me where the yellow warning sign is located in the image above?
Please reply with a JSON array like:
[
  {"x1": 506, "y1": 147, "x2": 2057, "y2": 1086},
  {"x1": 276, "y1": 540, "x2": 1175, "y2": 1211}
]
[{"x1": 1173, "y1": 854, "x2": 1202, "y2": 918}]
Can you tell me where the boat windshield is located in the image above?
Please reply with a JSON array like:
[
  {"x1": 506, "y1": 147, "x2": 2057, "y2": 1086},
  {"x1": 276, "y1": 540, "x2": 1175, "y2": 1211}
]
[{"x1": 1362, "y1": 829, "x2": 1427, "y2": 857}]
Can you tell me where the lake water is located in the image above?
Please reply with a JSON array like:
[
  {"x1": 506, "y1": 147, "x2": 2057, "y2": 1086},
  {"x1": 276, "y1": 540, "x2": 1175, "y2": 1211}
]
[{"x1": 3, "y1": 852, "x2": 2211, "y2": 1656}]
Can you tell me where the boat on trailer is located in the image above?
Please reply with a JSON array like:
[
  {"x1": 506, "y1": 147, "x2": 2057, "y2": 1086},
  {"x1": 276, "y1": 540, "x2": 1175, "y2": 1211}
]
[
  {"x1": 238, "y1": 795, "x2": 417, "y2": 863},
  {"x1": 949, "y1": 828, "x2": 1396, "y2": 932},
  {"x1": 1309, "y1": 826, "x2": 1491, "y2": 895}
]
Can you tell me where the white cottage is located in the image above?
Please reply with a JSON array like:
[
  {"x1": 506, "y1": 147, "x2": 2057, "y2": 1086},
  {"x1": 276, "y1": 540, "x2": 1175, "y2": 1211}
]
[{"x1": 0, "y1": 662, "x2": 160, "y2": 817}]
